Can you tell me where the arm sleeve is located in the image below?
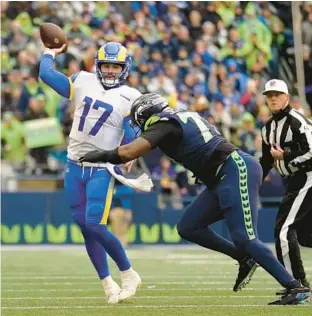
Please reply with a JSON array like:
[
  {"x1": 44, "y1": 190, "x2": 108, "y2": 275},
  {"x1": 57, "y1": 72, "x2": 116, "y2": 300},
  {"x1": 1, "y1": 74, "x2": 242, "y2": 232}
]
[
  {"x1": 39, "y1": 52, "x2": 74, "y2": 100},
  {"x1": 259, "y1": 139, "x2": 274, "y2": 180},
  {"x1": 140, "y1": 120, "x2": 182, "y2": 148}
]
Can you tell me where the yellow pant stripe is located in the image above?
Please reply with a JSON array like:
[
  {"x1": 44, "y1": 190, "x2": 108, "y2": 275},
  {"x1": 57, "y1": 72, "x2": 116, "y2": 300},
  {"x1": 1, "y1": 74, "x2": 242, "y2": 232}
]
[
  {"x1": 68, "y1": 77, "x2": 74, "y2": 100},
  {"x1": 100, "y1": 177, "x2": 115, "y2": 224}
]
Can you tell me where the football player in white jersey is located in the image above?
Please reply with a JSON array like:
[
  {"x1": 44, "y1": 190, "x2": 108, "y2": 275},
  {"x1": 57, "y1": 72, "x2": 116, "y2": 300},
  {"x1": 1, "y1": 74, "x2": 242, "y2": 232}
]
[{"x1": 39, "y1": 42, "x2": 141, "y2": 303}]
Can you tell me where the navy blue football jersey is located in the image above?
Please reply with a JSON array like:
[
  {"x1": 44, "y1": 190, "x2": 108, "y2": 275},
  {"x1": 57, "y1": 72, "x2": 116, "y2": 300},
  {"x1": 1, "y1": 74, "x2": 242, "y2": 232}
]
[{"x1": 142, "y1": 109, "x2": 237, "y2": 186}]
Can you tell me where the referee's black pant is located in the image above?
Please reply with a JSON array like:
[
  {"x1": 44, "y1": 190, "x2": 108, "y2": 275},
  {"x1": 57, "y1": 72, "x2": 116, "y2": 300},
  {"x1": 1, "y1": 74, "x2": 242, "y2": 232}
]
[{"x1": 275, "y1": 170, "x2": 312, "y2": 282}]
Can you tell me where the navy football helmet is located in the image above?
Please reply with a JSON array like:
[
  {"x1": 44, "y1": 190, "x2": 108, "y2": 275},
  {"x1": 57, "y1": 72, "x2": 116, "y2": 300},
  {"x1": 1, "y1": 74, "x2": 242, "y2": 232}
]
[{"x1": 130, "y1": 93, "x2": 169, "y2": 131}]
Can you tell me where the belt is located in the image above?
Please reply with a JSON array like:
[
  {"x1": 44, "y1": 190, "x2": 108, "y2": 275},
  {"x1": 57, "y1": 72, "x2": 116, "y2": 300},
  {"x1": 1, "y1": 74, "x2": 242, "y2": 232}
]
[{"x1": 67, "y1": 158, "x2": 108, "y2": 168}]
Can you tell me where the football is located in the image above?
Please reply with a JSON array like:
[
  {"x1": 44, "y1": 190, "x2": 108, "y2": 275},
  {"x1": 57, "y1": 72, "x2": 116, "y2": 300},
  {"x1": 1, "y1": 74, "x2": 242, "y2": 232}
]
[{"x1": 39, "y1": 23, "x2": 68, "y2": 52}]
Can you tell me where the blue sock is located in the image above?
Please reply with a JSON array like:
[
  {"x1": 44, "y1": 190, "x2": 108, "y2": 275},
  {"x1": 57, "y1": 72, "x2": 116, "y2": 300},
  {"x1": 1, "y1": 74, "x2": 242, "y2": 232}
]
[
  {"x1": 86, "y1": 223, "x2": 131, "y2": 271},
  {"x1": 80, "y1": 226, "x2": 109, "y2": 279},
  {"x1": 246, "y1": 238, "x2": 300, "y2": 288}
]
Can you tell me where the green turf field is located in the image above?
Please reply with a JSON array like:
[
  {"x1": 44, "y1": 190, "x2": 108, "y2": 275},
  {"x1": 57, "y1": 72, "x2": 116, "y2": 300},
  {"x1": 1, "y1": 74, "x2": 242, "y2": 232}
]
[{"x1": 1, "y1": 245, "x2": 311, "y2": 316}]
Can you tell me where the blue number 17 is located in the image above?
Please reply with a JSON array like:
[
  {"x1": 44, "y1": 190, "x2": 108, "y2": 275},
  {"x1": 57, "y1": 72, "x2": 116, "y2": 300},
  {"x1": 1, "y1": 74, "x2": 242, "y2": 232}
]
[{"x1": 78, "y1": 96, "x2": 113, "y2": 136}]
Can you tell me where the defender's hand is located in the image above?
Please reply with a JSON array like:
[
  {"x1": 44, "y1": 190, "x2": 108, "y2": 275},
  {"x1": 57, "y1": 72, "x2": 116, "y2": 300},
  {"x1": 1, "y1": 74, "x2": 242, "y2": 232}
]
[
  {"x1": 44, "y1": 44, "x2": 67, "y2": 56},
  {"x1": 79, "y1": 150, "x2": 107, "y2": 164}
]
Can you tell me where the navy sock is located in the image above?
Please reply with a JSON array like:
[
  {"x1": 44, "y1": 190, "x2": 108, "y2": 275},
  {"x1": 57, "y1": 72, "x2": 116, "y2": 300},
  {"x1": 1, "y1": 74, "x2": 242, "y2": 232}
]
[
  {"x1": 178, "y1": 226, "x2": 244, "y2": 261},
  {"x1": 86, "y1": 223, "x2": 131, "y2": 271},
  {"x1": 80, "y1": 226, "x2": 109, "y2": 279},
  {"x1": 246, "y1": 238, "x2": 300, "y2": 288}
]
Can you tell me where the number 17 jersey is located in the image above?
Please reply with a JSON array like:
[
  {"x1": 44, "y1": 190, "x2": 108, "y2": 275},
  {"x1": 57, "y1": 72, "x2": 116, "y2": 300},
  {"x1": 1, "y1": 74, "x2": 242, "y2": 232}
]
[{"x1": 68, "y1": 71, "x2": 141, "y2": 160}]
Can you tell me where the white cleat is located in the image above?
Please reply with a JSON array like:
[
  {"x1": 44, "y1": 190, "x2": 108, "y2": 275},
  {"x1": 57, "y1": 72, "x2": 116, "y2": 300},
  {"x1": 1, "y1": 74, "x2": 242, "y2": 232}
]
[
  {"x1": 102, "y1": 276, "x2": 121, "y2": 304},
  {"x1": 119, "y1": 268, "x2": 142, "y2": 301}
]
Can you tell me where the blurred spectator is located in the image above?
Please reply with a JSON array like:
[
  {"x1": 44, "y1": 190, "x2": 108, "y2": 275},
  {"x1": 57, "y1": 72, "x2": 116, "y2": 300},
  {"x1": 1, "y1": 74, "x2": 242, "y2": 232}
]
[
  {"x1": 302, "y1": 6, "x2": 312, "y2": 47},
  {"x1": 18, "y1": 71, "x2": 45, "y2": 114},
  {"x1": 189, "y1": 95, "x2": 210, "y2": 117},
  {"x1": 152, "y1": 156, "x2": 182, "y2": 209},
  {"x1": 1, "y1": 112, "x2": 26, "y2": 168},
  {"x1": 220, "y1": 26, "x2": 253, "y2": 66},
  {"x1": 239, "y1": 112, "x2": 259, "y2": 155},
  {"x1": 1, "y1": 159, "x2": 18, "y2": 192},
  {"x1": 203, "y1": 2, "x2": 221, "y2": 26},
  {"x1": 1, "y1": 70, "x2": 22, "y2": 113},
  {"x1": 238, "y1": 3, "x2": 272, "y2": 72},
  {"x1": 210, "y1": 100, "x2": 232, "y2": 141},
  {"x1": 251, "y1": 133, "x2": 263, "y2": 160},
  {"x1": 43, "y1": 3, "x2": 64, "y2": 27},
  {"x1": 176, "y1": 165, "x2": 203, "y2": 198},
  {"x1": 23, "y1": 95, "x2": 50, "y2": 175},
  {"x1": 7, "y1": 31, "x2": 28, "y2": 58},
  {"x1": 110, "y1": 183, "x2": 134, "y2": 246},
  {"x1": 147, "y1": 69, "x2": 176, "y2": 97},
  {"x1": 214, "y1": 79, "x2": 241, "y2": 110},
  {"x1": 23, "y1": 94, "x2": 49, "y2": 121},
  {"x1": 239, "y1": 79, "x2": 258, "y2": 114},
  {"x1": 127, "y1": 72, "x2": 147, "y2": 94},
  {"x1": 188, "y1": 10, "x2": 203, "y2": 41},
  {"x1": 80, "y1": 45, "x2": 97, "y2": 72},
  {"x1": 256, "y1": 105, "x2": 271, "y2": 130},
  {"x1": 176, "y1": 25, "x2": 193, "y2": 54},
  {"x1": 303, "y1": 45, "x2": 312, "y2": 111},
  {"x1": 290, "y1": 96, "x2": 305, "y2": 115}
]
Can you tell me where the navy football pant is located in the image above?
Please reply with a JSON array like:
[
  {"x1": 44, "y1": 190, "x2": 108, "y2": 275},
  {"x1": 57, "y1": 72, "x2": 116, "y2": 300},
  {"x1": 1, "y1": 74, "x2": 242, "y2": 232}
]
[{"x1": 177, "y1": 150, "x2": 299, "y2": 288}]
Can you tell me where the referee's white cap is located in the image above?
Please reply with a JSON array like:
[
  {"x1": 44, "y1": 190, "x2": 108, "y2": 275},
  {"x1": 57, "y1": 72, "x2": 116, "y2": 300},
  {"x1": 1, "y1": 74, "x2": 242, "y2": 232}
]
[{"x1": 262, "y1": 79, "x2": 289, "y2": 95}]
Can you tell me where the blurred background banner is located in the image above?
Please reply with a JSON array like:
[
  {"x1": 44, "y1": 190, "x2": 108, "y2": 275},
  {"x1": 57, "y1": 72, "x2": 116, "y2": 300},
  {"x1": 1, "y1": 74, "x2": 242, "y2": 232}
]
[
  {"x1": 1, "y1": 191, "x2": 277, "y2": 245},
  {"x1": 23, "y1": 117, "x2": 64, "y2": 148}
]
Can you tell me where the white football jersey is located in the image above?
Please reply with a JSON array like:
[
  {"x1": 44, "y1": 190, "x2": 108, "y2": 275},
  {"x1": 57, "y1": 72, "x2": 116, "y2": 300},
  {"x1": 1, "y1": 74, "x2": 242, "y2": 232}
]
[{"x1": 68, "y1": 71, "x2": 141, "y2": 160}]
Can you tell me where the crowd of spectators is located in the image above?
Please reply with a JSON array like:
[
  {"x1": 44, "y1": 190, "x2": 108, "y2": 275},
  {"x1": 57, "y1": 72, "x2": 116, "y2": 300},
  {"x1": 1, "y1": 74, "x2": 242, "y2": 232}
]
[{"x1": 1, "y1": 1, "x2": 312, "y2": 200}]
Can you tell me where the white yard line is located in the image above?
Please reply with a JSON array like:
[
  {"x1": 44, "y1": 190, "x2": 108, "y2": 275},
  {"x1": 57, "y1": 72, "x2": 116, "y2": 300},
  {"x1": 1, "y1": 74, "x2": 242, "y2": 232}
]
[
  {"x1": 1, "y1": 281, "x2": 283, "y2": 286},
  {"x1": 2, "y1": 295, "x2": 275, "y2": 300},
  {"x1": 2, "y1": 305, "x2": 311, "y2": 310},
  {"x1": 1, "y1": 288, "x2": 280, "y2": 292},
  {"x1": 1, "y1": 275, "x2": 278, "y2": 280}
]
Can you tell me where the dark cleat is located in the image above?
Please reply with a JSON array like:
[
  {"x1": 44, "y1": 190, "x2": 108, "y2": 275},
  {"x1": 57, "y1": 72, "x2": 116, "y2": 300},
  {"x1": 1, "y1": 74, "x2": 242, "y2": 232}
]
[
  {"x1": 269, "y1": 287, "x2": 311, "y2": 305},
  {"x1": 233, "y1": 257, "x2": 258, "y2": 292},
  {"x1": 276, "y1": 279, "x2": 311, "y2": 296}
]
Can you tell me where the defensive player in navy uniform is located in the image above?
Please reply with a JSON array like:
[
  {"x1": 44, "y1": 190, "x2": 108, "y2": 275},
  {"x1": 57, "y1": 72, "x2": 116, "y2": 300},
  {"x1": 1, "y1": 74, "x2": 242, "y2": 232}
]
[
  {"x1": 79, "y1": 93, "x2": 311, "y2": 305},
  {"x1": 39, "y1": 42, "x2": 142, "y2": 303}
]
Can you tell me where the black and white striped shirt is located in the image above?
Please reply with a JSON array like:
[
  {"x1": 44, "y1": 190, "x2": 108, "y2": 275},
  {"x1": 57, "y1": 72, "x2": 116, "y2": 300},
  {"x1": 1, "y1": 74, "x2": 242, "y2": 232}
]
[{"x1": 260, "y1": 105, "x2": 312, "y2": 178}]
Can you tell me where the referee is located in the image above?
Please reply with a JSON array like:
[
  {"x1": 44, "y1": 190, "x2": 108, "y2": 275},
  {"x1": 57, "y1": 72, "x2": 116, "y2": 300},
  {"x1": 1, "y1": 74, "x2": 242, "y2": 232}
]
[{"x1": 260, "y1": 79, "x2": 312, "y2": 291}]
